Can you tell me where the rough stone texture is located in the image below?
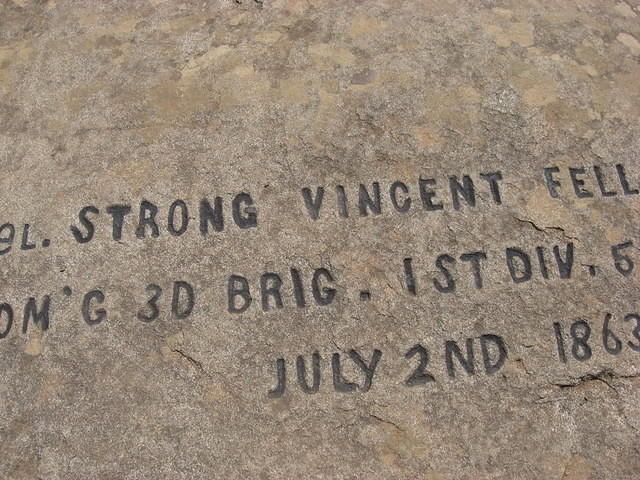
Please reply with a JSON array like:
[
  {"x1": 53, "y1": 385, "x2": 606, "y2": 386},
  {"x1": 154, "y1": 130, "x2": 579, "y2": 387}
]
[{"x1": 1, "y1": 1, "x2": 639, "y2": 479}]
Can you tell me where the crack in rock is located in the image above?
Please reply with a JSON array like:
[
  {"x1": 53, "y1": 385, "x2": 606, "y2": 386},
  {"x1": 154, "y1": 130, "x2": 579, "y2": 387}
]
[
  {"x1": 552, "y1": 369, "x2": 640, "y2": 395},
  {"x1": 171, "y1": 348, "x2": 209, "y2": 376},
  {"x1": 513, "y1": 216, "x2": 580, "y2": 242}
]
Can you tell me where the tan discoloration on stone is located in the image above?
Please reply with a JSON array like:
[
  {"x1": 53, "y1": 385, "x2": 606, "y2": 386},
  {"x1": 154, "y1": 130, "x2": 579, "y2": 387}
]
[
  {"x1": 112, "y1": 42, "x2": 132, "y2": 65},
  {"x1": 308, "y1": 43, "x2": 356, "y2": 67},
  {"x1": 147, "y1": 74, "x2": 214, "y2": 125},
  {"x1": 159, "y1": 16, "x2": 203, "y2": 35},
  {"x1": 420, "y1": 87, "x2": 483, "y2": 138},
  {"x1": 24, "y1": 336, "x2": 43, "y2": 356},
  {"x1": 485, "y1": 22, "x2": 535, "y2": 48},
  {"x1": 254, "y1": 30, "x2": 283, "y2": 44},
  {"x1": 207, "y1": 118, "x2": 222, "y2": 132},
  {"x1": 518, "y1": 184, "x2": 575, "y2": 231},
  {"x1": 562, "y1": 455, "x2": 595, "y2": 480},
  {"x1": 458, "y1": 85, "x2": 482, "y2": 104},
  {"x1": 590, "y1": 64, "x2": 640, "y2": 121},
  {"x1": 358, "y1": 416, "x2": 428, "y2": 465},
  {"x1": 0, "y1": 40, "x2": 34, "y2": 94},
  {"x1": 617, "y1": 32, "x2": 640, "y2": 55},
  {"x1": 228, "y1": 12, "x2": 248, "y2": 26},
  {"x1": 181, "y1": 45, "x2": 233, "y2": 82},
  {"x1": 217, "y1": 68, "x2": 271, "y2": 111},
  {"x1": 231, "y1": 64, "x2": 255, "y2": 79},
  {"x1": 78, "y1": 14, "x2": 138, "y2": 36},
  {"x1": 492, "y1": 8, "x2": 514, "y2": 18},
  {"x1": 614, "y1": 2, "x2": 637, "y2": 18},
  {"x1": 109, "y1": 18, "x2": 139, "y2": 35},
  {"x1": 65, "y1": 85, "x2": 94, "y2": 114},
  {"x1": 272, "y1": 0, "x2": 320, "y2": 15},
  {"x1": 512, "y1": 69, "x2": 558, "y2": 107},
  {"x1": 277, "y1": 77, "x2": 309, "y2": 104},
  {"x1": 109, "y1": 157, "x2": 156, "y2": 194},
  {"x1": 348, "y1": 13, "x2": 387, "y2": 37},
  {"x1": 312, "y1": 88, "x2": 341, "y2": 146},
  {"x1": 605, "y1": 228, "x2": 626, "y2": 244},
  {"x1": 0, "y1": 41, "x2": 33, "y2": 63},
  {"x1": 414, "y1": 125, "x2": 442, "y2": 149}
]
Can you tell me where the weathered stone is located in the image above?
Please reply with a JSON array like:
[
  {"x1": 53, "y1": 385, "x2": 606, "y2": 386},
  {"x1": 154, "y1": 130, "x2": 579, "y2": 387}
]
[{"x1": 0, "y1": 0, "x2": 639, "y2": 478}]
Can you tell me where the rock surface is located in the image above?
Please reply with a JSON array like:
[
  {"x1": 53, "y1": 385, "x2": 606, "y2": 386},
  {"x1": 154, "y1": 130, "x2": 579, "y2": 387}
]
[{"x1": 1, "y1": 1, "x2": 639, "y2": 479}]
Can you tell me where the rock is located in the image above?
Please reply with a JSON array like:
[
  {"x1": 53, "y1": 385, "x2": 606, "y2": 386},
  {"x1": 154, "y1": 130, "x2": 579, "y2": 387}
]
[{"x1": 0, "y1": 1, "x2": 639, "y2": 479}]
